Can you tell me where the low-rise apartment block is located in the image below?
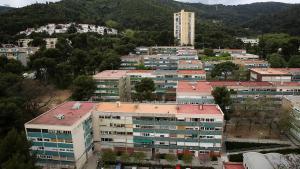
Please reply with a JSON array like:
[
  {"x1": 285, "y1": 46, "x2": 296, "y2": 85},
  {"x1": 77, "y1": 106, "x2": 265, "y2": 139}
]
[
  {"x1": 93, "y1": 70, "x2": 131, "y2": 101},
  {"x1": 0, "y1": 44, "x2": 39, "y2": 66},
  {"x1": 120, "y1": 55, "x2": 143, "y2": 70},
  {"x1": 177, "y1": 81, "x2": 214, "y2": 104},
  {"x1": 237, "y1": 37, "x2": 259, "y2": 46},
  {"x1": 135, "y1": 46, "x2": 195, "y2": 55},
  {"x1": 17, "y1": 38, "x2": 58, "y2": 49},
  {"x1": 233, "y1": 60, "x2": 269, "y2": 69},
  {"x1": 250, "y1": 68, "x2": 300, "y2": 82},
  {"x1": 178, "y1": 60, "x2": 203, "y2": 70},
  {"x1": 177, "y1": 81, "x2": 300, "y2": 103},
  {"x1": 93, "y1": 102, "x2": 224, "y2": 157},
  {"x1": 25, "y1": 102, "x2": 95, "y2": 169}
]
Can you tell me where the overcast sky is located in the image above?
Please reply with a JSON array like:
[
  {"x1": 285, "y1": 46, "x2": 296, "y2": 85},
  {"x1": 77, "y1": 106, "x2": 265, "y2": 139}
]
[{"x1": 0, "y1": 0, "x2": 299, "y2": 7}]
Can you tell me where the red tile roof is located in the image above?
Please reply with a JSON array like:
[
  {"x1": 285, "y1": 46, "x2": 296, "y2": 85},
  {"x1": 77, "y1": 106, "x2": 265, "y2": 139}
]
[
  {"x1": 27, "y1": 102, "x2": 95, "y2": 126},
  {"x1": 177, "y1": 104, "x2": 223, "y2": 115}
]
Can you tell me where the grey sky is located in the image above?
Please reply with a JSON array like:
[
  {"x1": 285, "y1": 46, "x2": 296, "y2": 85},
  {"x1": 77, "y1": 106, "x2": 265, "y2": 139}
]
[{"x1": 0, "y1": 0, "x2": 299, "y2": 7}]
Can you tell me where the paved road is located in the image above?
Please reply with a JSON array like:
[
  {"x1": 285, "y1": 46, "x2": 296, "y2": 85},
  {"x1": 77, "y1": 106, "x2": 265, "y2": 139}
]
[{"x1": 83, "y1": 153, "x2": 98, "y2": 169}]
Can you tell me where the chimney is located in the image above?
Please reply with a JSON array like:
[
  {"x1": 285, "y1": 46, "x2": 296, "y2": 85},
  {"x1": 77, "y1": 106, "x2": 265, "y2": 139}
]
[{"x1": 116, "y1": 101, "x2": 121, "y2": 107}]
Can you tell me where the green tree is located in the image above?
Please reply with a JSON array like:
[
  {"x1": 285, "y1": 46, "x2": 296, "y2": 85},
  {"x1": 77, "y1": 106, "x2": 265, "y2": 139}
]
[
  {"x1": 268, "y1": 53, "x2": 286, "y2": 68},
  {"x1": 212, "y1": 87, "x2": 232, "y2": 120},
  {"x1": 120, "y1": 152, "x2": 131, "y2": 163},
  {"x1": 71, "y1": 75, "x2": 96, "y2": 101},
  {"x1": 132, "y1": 152, "x2": 146, "y2": 163},
  {"x1": 67, "y1": 24, "x2": 77, "y2": 34},
  {"x1": 288, "y1": 55, "x2": 300, "y2": 68},
  {"x1": 0, "y1": 129, "x2": 37, "y2": 169},
  {"x1": 105, "y1": 20, "x2": 119, "y2": 29},
  {"x1": 28, "y1": 37, "x2": 46, "y2": 48},
  {"x1": 165, "y1": 154, "x2": 176, "y2": 164},
  {"x1": 211, "y1": 62, "x2": 239, "y2": 80},
  {"x1": 134, "y1": 78, "x2": 155, "y2": 101},
  {"x1": 182, "y1": 153, "x2": 193, "y2": 164},
  {"x1": 204, "y1": 48, "x2": 214, "y2": 56},
  {"x1": 101, "y1": 149, "x2": 116, "y2": 163}
]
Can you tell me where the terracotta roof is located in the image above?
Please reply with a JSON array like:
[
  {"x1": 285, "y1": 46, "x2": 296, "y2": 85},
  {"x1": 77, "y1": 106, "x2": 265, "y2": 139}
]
[{"x1": 27, "y1": 102, "x2": 95, "y2": 126}]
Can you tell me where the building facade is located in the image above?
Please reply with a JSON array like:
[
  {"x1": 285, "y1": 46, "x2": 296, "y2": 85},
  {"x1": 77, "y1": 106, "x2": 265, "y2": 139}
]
[
  {"x1": 25, "y1": 102, "x2": 95, "y2": 169},
  {"x1": 93, "y1": 70, "x2": 131, "y2": 101},
  {"x1": 93, "y1": 102, "x2": 224, "y2": 157},
  {"x1": 174, "y1": 10, "x2": 195, "y2": 46},
  {"x1": 250, "y1": 68, "x2": 300, "y2": 82}
]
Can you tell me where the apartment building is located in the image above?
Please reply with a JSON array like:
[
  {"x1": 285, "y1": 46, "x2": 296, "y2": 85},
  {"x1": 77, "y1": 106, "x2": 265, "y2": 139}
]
[
  {"x1": 177, "y1": 81, "x2": 300, "y2": 104},
  {"x1": 24, "y1": 102, "x2": 95, "y2": 169},
  {"x1": 231, "y1": 53, "x2": 259, "y2": 60},
  {"x1": 120, "y1": 55, "x2": 143, "y2": 70},
  {"x1": 233, "y1": 60, "x2": 269, "y2": 69},
  {"x1": 250, "y1": 68, "x2": 300, "y2": 82},
  {"x1": 0, "y1": 44, "x2": 39, "y2": 66},
  {"x1": 237, "y1": 37, "x2": 259, "y2": 46},
  {"x1": 135, "y1": 46, "x2": 195, "y2": 55},
  {"x1": 19, "y1": 23, "x2": 117, "y2": 36},
  {"x1": 93, "y1": 102, "x2": 224, "y2": 157},
  {"x1": 174, "y1": 10, "x2": 195, "y2": 46},
  {"x1": 17, "y1": 38, "x2": 33, "y2": 47},
  {"x1": 178, "y1": 60, "x2": 203, "y2": 70},
  {"x1": 143, "y1": 55, "x2": 179, "y2": 70},
  {"x1": 177, "y1": 81, "x2": 214, "y2": 104},
  {"x1": 282, "y1": 96, "x2": 300, "y2": 142},
  {"x1": 93, "y1": 70, "x2": 131, "y2": 101},
  {"x1": 44, "y1": 38, "x2": 58, "y2": 49}
]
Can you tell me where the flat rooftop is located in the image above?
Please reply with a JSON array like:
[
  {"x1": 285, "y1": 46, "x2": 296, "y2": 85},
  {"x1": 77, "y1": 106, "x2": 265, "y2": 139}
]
[
  {"x1": 178, "y1": 60, "x2": 202, "y2": 64},
  {"x1": 177, "y1": 104, "x2": 222, "y2": 115},
  {"x1": 177, "y1": 81, "x2": 212, "y2": 93},
  {"x1": 96, "y1": 102, "x2": 222, "y2": 115},
  {"x1": 26, "y1": 102, "x2": 95, "y2": 126},
  {"x1": 93, "y1": 70, "x2": 128, "y2": 80},
  {"x1": 127, "y1": 70, "x2": 154, "y2": 74},
  {"x1": 223, "y1": 162, "x2": 245, "y2": 169},
  {"x1": 250, "y1": 68, "x2": 293, "y2": 75},
  {"x1": 177, "y1": 70, "x2": 206, "y2": 75}
]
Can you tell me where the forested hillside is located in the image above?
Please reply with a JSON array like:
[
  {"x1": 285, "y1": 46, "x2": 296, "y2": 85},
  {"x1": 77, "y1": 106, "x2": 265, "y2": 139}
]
[
  {"x1": 0, "y1": 6, "x2": 13, "y2": 13},
  {"x1": 245, "y1": 4, "x2": 300, "y2": 35},
  {"x1": 0, "y1": 0, "x2": 295, "y2": 36}
]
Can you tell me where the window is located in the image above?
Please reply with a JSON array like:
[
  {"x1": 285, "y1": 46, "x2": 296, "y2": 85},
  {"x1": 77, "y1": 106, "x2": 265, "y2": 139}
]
[
  {"x1": 101, "y1": 138, "x2": 113, "y2": 142},
  {"x1": 44, "y1": 138, "x2": 50, "y2": 142},
  {"x1": 27, "y1": 128, "x2": 41, "y2": 133}
]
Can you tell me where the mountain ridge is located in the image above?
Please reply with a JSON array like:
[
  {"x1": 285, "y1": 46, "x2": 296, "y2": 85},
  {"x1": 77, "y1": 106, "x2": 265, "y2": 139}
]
[{"x1": 0, "y1": 0, "x2": 298, "y2": 36}]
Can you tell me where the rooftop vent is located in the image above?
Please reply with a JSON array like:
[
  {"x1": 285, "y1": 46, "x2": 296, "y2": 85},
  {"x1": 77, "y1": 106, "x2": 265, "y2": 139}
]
[
  {"x1": 72, "y1": 102, "x2": 81, "y2": 110},
  {"x1": 116, "y1": 101, "x2": 121, "y2": 107},
  {"x1": 55, "y1": 114, "x2": 65, "y2": 120},
  {"x1": 192, "y1": 86, "x2": 196, "y2": 90}
]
